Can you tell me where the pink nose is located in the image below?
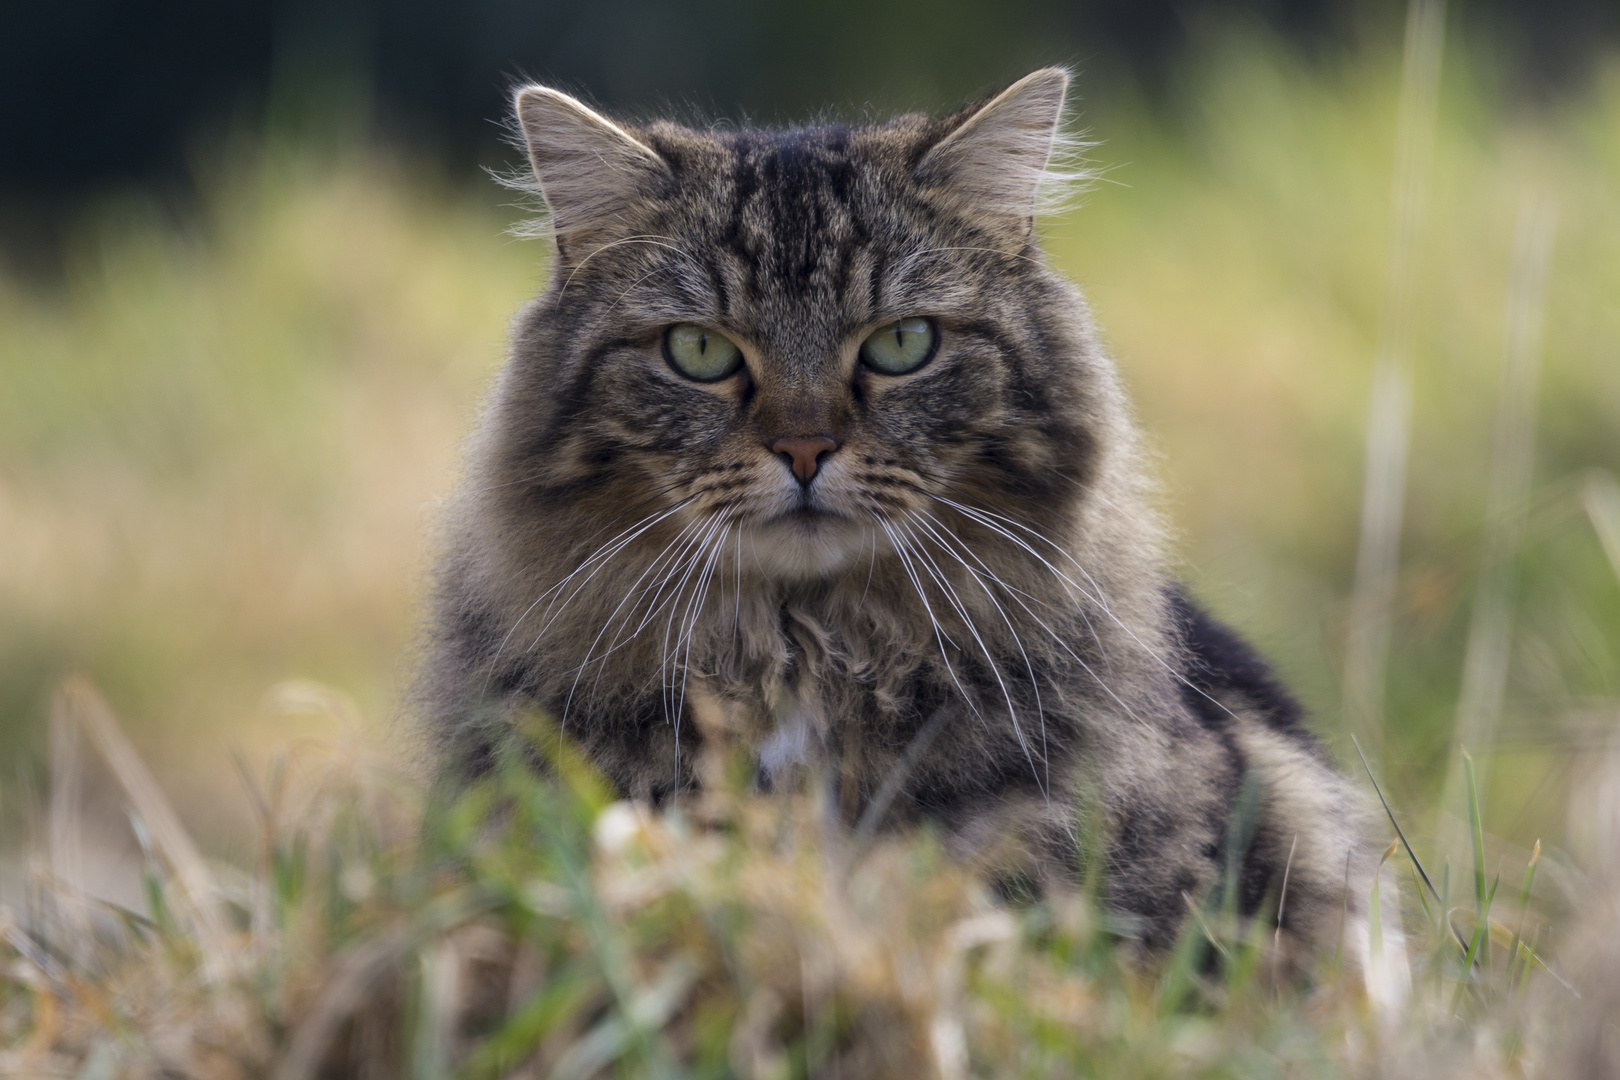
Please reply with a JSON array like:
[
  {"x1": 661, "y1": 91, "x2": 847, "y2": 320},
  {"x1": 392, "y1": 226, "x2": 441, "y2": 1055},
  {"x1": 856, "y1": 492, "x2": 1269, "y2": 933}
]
[{"x1": 770, "y1": 435, "x2": 839, "y2": 484}]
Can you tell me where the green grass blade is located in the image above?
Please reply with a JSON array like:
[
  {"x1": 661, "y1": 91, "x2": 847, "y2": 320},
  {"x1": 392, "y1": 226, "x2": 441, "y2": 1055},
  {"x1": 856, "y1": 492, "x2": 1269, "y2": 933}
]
[
  {"x1": 456, "y1": 966, "x2": 604, "y2": 1080},
  {"x1": 1369, "y1": 840, "x2": 1397, "y2": 966},
  {"x1": 1352, "y1": 734, "x2": 1440, "y2": 904},
  {"x1": 1411, "y1": 866, "x2": 1435, "y2": 927},
  {"x1": 1452, "y1": 921, "x2": 1488, "y2": 1014},
  {"x1": 1506, "y1": 840, "x2": 1541, "y2": 985},
  {"x1": 1463, "y1": 748, "x2": 1490, "y2": 970},
  {"x1": 1158, "y1": 893, "x2": 1213, "y2": 1014}
]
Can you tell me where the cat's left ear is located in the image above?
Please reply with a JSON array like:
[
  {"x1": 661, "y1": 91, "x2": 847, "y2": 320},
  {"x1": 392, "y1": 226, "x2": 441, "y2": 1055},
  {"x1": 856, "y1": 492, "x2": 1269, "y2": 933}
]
[{"x1": 915, "y1": 68, "x2": 1069, "y2": 242}]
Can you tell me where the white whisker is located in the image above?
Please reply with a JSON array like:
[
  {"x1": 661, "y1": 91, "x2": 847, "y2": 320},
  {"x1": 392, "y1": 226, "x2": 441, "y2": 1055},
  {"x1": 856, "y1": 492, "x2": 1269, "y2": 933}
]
[
  {"x1": 931, "y1": 494, "x2": 1113, "y2": 663},
  {"x1": 558, "y1": 516, "x2": 708, "y2": 728},
  {"x1": 732, "y1": 527, "x2": 743, "y2": 645},
  {"x1": 876, "y1": 518, "x2": 986, "y2": 737},
  {"x1": 659, "y1": 516, "x2": 728, "y2": 726},
  {"x1": 916, "y1": 508, "x2": 1152, "y2": 735},
  {"x1": 859, "y1": 523, "x2": 878, "y2": 606},
  {"x1": 674, "y1": 522, "x2": 732, "y2": 786},
  {"x1": 525, "y1": 500, "x2": 701, "y2": 656},
  {"x1": 480, "y1": 499, "x2": 692, "y2": 699},
  {"x1": 935, "y1": 494, "x2": 1244, "y2": 726},
  {"x1": 895, "y1": 518, "x2": 1044, "y2": 795},
  {"x1": 906, "y1": 512, "x2": 1052, "y2": 791},
  {"x1": 630, "y1": 517, "x2": 723, "y2": 638},
  {"x1": 558, "y1": 234, "x2": 711, "y2": 300}
]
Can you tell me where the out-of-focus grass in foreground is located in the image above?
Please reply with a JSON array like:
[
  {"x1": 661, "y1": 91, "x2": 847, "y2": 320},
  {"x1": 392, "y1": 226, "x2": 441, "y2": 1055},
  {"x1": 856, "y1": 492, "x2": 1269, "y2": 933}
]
[{"x1": 5, "y1": 680, "x2": 1617, "y2": 1078}]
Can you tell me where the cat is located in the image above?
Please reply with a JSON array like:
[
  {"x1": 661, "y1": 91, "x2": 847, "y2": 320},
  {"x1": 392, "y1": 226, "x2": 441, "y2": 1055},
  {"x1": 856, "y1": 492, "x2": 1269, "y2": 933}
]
[{"x1": 419, "y1": 68, "x2": 1407, "y2": 998}]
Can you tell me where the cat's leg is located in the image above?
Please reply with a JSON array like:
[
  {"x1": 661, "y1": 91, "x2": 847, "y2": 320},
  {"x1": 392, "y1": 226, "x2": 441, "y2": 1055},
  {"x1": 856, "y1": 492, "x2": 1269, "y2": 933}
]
[{"x1": 1233, "y1": 722, "x2": 1411, "y2": 1012}]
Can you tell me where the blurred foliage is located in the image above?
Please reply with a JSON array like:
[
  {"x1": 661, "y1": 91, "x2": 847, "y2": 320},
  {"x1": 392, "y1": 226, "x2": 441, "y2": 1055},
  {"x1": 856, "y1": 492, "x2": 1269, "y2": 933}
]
[{"x1": 0, "y1": 26, "x2": 1618, "y2": 871}]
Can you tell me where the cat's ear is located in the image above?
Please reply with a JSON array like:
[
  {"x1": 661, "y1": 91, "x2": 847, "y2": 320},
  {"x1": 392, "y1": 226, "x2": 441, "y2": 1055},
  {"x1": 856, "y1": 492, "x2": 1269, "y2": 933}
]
[
  {"x1": 513, "y1": 85, "x2": 670, "y2": 254},
  {"x1": 915, "y1": 68, "x2": 1069, "y2": 241}
]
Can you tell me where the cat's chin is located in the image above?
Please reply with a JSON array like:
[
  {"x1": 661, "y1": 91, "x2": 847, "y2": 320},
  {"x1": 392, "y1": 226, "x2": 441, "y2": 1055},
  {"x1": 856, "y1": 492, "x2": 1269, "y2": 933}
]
[{"x1": 743, "y1": 511, "x2": 872, "y2": 582}]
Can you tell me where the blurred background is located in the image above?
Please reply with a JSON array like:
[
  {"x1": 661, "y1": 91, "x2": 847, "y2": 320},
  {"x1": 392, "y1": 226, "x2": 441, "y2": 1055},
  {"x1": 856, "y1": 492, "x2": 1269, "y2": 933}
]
[{"x1": 2, "y1": 0, "x2": 1617, "y2": 890}]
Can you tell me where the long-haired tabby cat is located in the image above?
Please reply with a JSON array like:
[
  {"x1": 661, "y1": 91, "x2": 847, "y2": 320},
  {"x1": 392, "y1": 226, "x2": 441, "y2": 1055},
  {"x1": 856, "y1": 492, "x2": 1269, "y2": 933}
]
[{"x1": 421, "y1": 69, "x2": 1407, "y2": 998}]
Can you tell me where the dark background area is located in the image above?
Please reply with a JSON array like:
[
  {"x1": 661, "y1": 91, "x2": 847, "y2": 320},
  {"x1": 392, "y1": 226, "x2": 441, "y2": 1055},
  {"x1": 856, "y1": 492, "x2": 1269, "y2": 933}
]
[{"x1": 3, "y1": 0, "x2": 1617, "y2": 243}]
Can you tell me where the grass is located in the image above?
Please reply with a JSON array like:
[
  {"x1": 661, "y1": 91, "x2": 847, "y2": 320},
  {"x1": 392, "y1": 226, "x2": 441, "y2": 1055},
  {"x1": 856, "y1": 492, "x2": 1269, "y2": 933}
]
[
  {"x1": 2, "y1": 19, "x2": 1620, "y2": 1079},
  {"x1": 1, "y1": 679, "x2": 1604, "y2": 1078}
]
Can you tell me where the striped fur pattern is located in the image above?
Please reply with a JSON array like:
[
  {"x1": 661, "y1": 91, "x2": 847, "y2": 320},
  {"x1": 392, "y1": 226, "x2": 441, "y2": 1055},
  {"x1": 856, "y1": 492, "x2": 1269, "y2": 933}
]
[{"x1": 420, "y1": 70, "x2": 1406, "y2": 983}]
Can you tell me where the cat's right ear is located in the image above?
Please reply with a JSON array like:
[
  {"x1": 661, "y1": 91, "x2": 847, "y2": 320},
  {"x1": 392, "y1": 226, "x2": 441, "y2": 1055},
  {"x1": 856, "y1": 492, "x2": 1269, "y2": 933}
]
[{"x1": 513, "y1": 86, "x2": 670, "y2": 257}]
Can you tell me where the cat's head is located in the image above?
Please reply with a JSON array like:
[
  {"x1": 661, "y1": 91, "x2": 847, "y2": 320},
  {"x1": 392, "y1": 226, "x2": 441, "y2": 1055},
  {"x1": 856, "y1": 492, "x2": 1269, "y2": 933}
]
[{"x1": 499, "y1": 70, "x2": 1106, "y2": 583}]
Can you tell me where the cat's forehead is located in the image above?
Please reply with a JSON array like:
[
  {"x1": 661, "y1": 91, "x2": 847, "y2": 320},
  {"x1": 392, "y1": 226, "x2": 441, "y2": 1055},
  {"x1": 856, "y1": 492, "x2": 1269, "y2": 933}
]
[
  {"x1": 646, "y1": 116, "x2": 932, "y2": 188},
  {"x1": 634, "y1": 119, "x2": 941, "y2": 322},
  {"x1": 650, "y1": 121, "x2": 931, "y2": 236}
]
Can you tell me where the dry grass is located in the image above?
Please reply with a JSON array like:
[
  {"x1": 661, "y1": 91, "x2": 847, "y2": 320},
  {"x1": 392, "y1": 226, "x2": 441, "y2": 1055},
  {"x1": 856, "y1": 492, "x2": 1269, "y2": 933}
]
[{"x1": 5, "y1": 680, "x2": 1617, "y2": 1078}]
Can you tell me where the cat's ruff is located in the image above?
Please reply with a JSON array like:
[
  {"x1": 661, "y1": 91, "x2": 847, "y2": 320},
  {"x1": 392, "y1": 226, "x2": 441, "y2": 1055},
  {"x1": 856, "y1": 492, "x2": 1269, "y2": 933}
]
[{"x1": 419, "y1": 69, "x2": 1409, "y2": 1005}]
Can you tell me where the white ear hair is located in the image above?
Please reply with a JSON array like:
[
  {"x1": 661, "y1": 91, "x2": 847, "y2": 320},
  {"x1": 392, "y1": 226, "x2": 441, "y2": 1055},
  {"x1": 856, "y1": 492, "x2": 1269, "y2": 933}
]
[
  {"x1": 512, "y1": 86, "x2": 669, "y2": 248},
  {"x1": 915, "y1": 68, "x2": 1071, "y2": 228}
]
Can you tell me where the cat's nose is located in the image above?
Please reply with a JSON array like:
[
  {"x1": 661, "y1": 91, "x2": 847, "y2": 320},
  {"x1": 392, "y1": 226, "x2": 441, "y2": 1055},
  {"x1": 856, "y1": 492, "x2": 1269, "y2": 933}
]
[{"x1": 770, "y1": 435, "x2": 839, "y2": 485}]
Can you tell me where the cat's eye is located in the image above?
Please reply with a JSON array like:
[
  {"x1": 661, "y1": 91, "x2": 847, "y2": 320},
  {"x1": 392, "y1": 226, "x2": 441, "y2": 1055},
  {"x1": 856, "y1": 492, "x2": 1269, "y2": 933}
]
[
  {"x1": 859, "y1": 317, "x2": 937, "y2": 375},
  {"x1": 664, "y1": 323, "x2": 743, "y2": 382}
]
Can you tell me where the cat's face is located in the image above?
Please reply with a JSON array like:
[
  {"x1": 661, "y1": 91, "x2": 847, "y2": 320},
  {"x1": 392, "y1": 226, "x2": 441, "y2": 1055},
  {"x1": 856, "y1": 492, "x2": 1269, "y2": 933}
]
[{"x1": 508, "y1": 71, "x2": 1091, "y2": 583}]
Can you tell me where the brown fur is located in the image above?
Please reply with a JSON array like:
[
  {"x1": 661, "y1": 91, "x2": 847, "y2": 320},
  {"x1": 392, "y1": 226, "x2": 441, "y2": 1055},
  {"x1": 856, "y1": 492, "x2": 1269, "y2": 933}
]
[{"x1": 418, "y1": 70, "x2": 1405, "y2": 978}]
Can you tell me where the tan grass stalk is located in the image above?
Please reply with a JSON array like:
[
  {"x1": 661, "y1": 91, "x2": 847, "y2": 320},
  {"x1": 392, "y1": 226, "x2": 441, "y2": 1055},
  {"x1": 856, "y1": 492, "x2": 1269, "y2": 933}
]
[
  {"x1": 415, "y1": 935, "x2": 463, "y2": 1079},
  {"x1": 1582, "y1": 469, "x2": 1620, "y2": 585},
  {"x1": 271, "y1": 923, "x2": 416, "y2": 1080},
  {"x1": 1440, "y1": 192, "x2": 1559, "y2": 831},
  {"x1": 46, "y1": 694, "x2": 91, "y2": 944},
  {"x1": 1341, "y1": 0, "x2": 1448, "y2": 754},
  {"x1": 52, "y1": 678, "x2": 231, "y2": 982}
]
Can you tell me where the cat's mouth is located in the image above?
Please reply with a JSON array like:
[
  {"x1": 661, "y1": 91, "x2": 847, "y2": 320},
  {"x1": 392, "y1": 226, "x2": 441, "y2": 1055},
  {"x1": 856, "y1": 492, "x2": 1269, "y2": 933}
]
[
  {"x1": 743, "y1": 506, "x2": 868, "y2": 580},
  {"x1": 777, "y1": 506, "x2": 843, "y2": 523}
]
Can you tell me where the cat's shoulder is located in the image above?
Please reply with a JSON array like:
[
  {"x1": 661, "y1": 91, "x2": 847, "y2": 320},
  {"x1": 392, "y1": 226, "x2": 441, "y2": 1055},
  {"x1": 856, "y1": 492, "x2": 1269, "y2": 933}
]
[{"x1": 1168, "y1": 587, "x2": 1313, "y2": 742}]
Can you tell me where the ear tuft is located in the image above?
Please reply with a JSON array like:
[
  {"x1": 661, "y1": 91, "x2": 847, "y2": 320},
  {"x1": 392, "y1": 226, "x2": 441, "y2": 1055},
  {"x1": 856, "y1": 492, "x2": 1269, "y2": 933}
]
[
  {"x1": 511, "y1": 86, "x2": 669, "y2": 251},
  {"x1": 916, "y1": 68, "x2": 1072, "y2": 234}
]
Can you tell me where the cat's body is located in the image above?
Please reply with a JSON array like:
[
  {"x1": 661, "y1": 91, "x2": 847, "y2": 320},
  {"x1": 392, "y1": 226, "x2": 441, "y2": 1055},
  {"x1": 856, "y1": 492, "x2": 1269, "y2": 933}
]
[{"x1": 421, "y1": 70, "x2": 1405, "y2": 993}]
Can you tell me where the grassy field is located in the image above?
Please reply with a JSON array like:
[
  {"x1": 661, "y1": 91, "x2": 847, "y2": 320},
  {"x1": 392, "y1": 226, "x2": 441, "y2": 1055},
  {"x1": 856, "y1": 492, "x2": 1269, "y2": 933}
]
[
  {"x1": 2, "y1": 27, "x2": 1619, "y2": 1077},
  {"x1": 3, "y1": 683, "x2": 1614, "y2": 1077}
]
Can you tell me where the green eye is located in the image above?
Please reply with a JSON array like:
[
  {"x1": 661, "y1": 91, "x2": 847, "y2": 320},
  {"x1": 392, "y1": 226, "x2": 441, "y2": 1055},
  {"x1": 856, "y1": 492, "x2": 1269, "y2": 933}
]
[
  {"x1": 664, "y1": 323, "x2": 743, "y2": 381},
  {"x1": 860, "y1": 317, "x2": 937, "y2": 375}
]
